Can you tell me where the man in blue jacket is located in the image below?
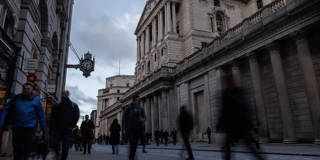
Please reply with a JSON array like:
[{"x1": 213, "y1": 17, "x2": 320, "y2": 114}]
[{"x1": 3, "y1": 82, "x2": 46, "y2": 160}]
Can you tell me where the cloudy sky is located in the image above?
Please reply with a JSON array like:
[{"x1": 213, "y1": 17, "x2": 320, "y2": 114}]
[{"x1": 66, "y1": 0, "x2": 146, "y2": 118}]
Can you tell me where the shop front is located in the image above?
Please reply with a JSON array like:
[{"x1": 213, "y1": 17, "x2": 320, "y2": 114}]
[{"x1": 0, "y1": 27, "x2": 17, "y2": 155}]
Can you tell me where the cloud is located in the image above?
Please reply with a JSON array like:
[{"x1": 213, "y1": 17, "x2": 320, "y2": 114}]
[{"x1": 66, "y1": 85, "x2": 97, "y2": 106}]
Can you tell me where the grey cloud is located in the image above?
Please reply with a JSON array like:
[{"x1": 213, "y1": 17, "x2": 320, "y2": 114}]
[{"x1": 66, "y1": 85, "x2": 97, "y2": 106}]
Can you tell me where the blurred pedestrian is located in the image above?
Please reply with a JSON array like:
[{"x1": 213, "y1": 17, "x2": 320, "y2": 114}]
[
  {"x1": 110, "y1": 119, "x2": 121, "y2": 154},
  {"x1": 178, "y1": 106, "x2": 194, "y2": 160},
  {"x1": 51, "y1": 90, "x2": 80, "y2": 160},
  {"x1": 80, "y1": 115, "x2": 94, "y2": 154},
  {"x1": 122, "y1": 95, "x2": 147, "y2": 160},
  {"x1": 72, "y1": 126, "x2": 81, "y2": 151},
  {"x1": 154, "y1": 130, "x2": 160, "y2": 146},
  {"x1": 207, "y1": 127, "x2": 212, "y2": 144},
  {"x1": 163, "y1": 130, "x2": 169, "y2": 145},
  {"x1": 171, "y1": 128, "x2": 177, "y2": 145},
  {"x1": 0, "y1": 83, "x2": 46, "y2": 160},
  {"x1": 160, "y1": 130, "x2": 164, "y2": 144},
  {"x1": 216, "y1": 74, "x2": 264, "y2": 160},
  {"x1": 105, "y1": 135, "x2": 110, "y2": 145}
]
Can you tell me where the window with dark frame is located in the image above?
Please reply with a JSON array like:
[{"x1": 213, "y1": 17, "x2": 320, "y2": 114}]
[
  {"x1": 216, "y1": 14, "x2": 224, "y2": 33},
  {"x1": 256, "y1": 0, "x2": 263, "y2": 9},
  {"x1": 210, "y1": 16, "x2": 214, "y2": 32},
  {"x1": 214, "y1": 0, "x2": 220, "y2": 7}
]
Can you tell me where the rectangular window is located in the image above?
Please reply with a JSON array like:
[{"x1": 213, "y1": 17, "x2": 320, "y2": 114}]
[
  {"x1": 210, "y1": 16, "x2": 214, "y2": 32},
  {"x1": 256, "y1": 0, "x2": 263, "y2": 9},
  {"x1": 117, "y1": 90, "x2": 120, "y2": 93}
]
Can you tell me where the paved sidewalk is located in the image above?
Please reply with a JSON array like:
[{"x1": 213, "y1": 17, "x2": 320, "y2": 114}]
[{"x1": 142, "y1": 143, "x2": 320, "y2": 157}]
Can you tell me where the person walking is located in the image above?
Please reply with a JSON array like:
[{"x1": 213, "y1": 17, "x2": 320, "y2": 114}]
[
  {"x1": 171, "y1": 128, "x2": 177, "y2": 145},
  {"x1": 80, "y1": 115, "x2": 95, "y2": 154},
  {"x1": 160, "y1": 130, "x2": 164, "y2": 144},
  {"x1": 206, "y1": 127, "x2": 212, "y2": 144},
  {"x1": 51, "y1": 90, "x2": 80, "y2": 160},
  {"x1": 0, "y1": 83, "x2": 46, "y2": 160},
  {"x1": 216, "y1": 74, "x2": 265, "y2": 160},
  {"x1": 122, "y1": 95, "x2": 147, "y2": 160},
  {"x1": 178, "y1": 106, "x2": 194, "y2": 160},
  {"x1": 72, "y1": 126, "x2": 81, "y2": 151},
  {"x1": 154, "y1": 130, "x2": 160, "y2": 146},
  {"x1": 163, "y1": 130, "x2": 169, "y2": 145},
  {"x1": 109, "y1": 119, "x2": 121, "y2": 154}
]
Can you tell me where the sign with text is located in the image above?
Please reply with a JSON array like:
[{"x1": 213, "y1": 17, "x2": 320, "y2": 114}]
[
  {"x1": 47, "y1": 84, "x2": 56, "y2": 93},
  {"x1": 24, "y1": 59, "x2": 39, "y2": 71}
]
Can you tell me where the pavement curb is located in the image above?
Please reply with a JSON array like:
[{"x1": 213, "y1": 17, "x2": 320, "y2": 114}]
[{"x1": 143, "y1": 146, "x2": 320, "y2": 157}]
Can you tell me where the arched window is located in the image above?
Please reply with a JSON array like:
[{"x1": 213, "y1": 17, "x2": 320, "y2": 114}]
[
  {"x1": 214, "y1": 0, "x2": 220, "y2": 7},
  {"x1": 216, "y1": 14, "x2": 224, "y2": 33},
  {"x1": 3, "y1": 11, "x2": 14, "y2": 38}
]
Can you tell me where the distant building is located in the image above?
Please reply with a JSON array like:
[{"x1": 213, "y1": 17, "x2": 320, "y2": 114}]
[
  {"x1": 120, "y1": 0, "x2": 320, "y2": 144},
  {"x1": 95, "y1": 75, "x2": 134, "y2": 137}
]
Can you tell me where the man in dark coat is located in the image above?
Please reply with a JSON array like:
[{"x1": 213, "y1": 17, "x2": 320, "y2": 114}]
[
  {"x1": 207, "y1": 127, "x2": 212, "y2": 144},
  {"x1": 122, "y1": 95, "x2": 147, "y2": 160},
  {"x1": 171, "y1": 128, "x2": 177, "y2": 145},
  {"x1": 216, "y1": 74, "x2": 264, "y2": 160},
  {"x1": 163, "y1": 130, "x2": 169, "y2": 145},
  {"x1": 80, "y1": 115, "x2": 95, "y2": 154},
  {"x1": 51, "y1": 90, "x2": 80, "y2": 160},
  {"x1": 178, "y1": 106, "x2": 194, "y2": 160},
  {"x1": 154, "y1": 130, "x2": 160, "y2": 146}
]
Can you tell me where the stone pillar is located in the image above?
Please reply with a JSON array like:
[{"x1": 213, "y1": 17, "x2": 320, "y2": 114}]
[
  {"x1": 137, "y1": 37, "x2": 141, "y2": 60},
  {"x1": 161, "y1": 91, "x2": 169, "y2": 131},
  {"x1": 141, "y1": 33, "x2": 145, "y2": 57},
  {"x1": 150, "y1": 97, "x2": 154, "y2": 138},
  {"x1": 249, "y1": 54, "x2": 269, "y2": 142},
  {"x1": 231, "y1": 62, "x2": 241, "y2": 86},
  {"x1": 158, "y1": 11, "x2": 163, "y2": 41},
  {"x1": 165, "y1": 2, "x2": 172, "y2": 34},
  {"x1": 158, "y1": 94, "x2": 162, "y2": 130},
  {"x1": 152, "y1": 19, "x2": 157, "y2": 47},
  {"x1": 153, "y1": 95, "x2": 159, "y2": 130},
  {"x1": 172, "y1": 2, "x2": 177, "y2": 33},
  {"x1": 294, "y1": 33, "x2": 320, "y2": 144},
  {"x1": 145, "y1": 28, "x2": 150, "y2": 53},
  {"x1": 268, "y1": 43, "x2": 296, "y2": 143}
]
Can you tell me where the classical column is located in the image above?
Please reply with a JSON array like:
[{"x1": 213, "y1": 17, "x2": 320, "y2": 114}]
[
  {"x1": 294, "y1": 33, "x2": 320, "y2": 144},
  {"x1": 150, "y1": 97, "x2": 154, "y2": 138},
  {"x1": 145, "y1": 28, "x2": 150, "y2": 53},
  {"x1": 158, "y1": 11, "x2": 163, "y2": 41},
  {"x1": 268, "y1": 43, "x2": 296, "y2": 143},
  {"x1": 231, "y1": 61, "x2": 241, "y2": 86},
  {"x1": 141, "y1": 33, "x2": 145, "y2": 57},
  {"x1": 152, "y1": 19, "x2": 157, "y2": 47},
  {"x1": 161, "y1": 91, "x2": 169, "y2": 131},
  {"x1": 153, "y1": 94, "x2": 159, "y2": 130},
  {"x1": 165, "y1": 2, "x2": 172, "y2": 34},
  {"x1": 249, "y1": 54, "x2": 268, "y2": 142},
  {"x1": 158, "y1": 94, "x2": 162, "y2": 130},
  {"x1": 172, "y1": 2, "x2": 177, "y2": 33},
  {"x1": 137, "y1": 37, "x2": 141, "y2": 60}
]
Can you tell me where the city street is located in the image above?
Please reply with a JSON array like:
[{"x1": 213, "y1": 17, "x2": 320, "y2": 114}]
[{"x1": 68, "y1": 144, "x2": 320, "y2": 160}]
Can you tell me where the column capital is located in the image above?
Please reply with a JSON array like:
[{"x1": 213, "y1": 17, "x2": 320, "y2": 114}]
[
  {"x1": 266, "y1": 42, "x2": 280, "y2": 53},
  {"x1": 289, "y1": 30, "x2": 308, "y2": 42}
]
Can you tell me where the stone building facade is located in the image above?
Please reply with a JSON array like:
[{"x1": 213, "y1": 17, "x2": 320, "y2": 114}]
[
  {"x1": 0, "y1": 0, "x2": 74, "y2": 153},
  {"x1": 121, "y1": 0, "x2": 320, "y2": 144},
  {"x1": 95, "y1": 75, "x2": 134, "y2": 138}
]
